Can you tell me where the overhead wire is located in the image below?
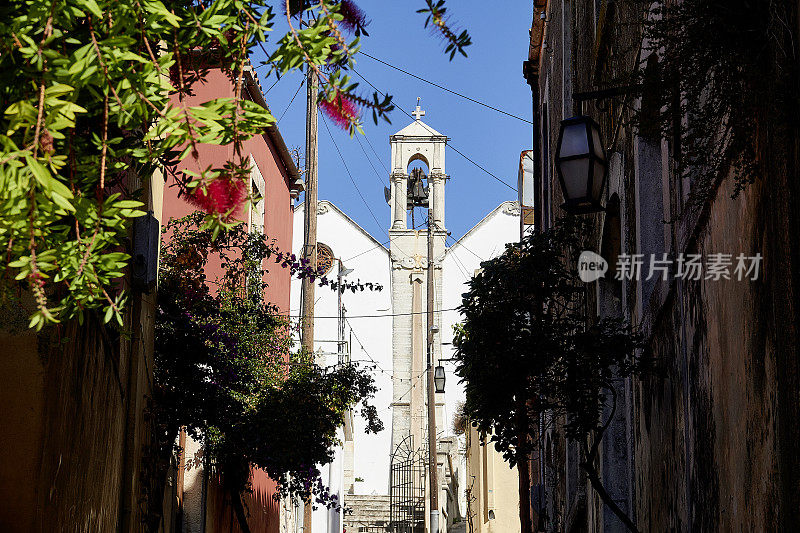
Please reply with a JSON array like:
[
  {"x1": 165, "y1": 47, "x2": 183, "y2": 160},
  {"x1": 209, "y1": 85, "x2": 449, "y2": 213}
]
[
  {"x1": 360, "y1": 51, "x2": 533, "y2": 125},
  {"x1": 339, "y1": 217, "x2": 427, "y2": 263},
  {"x1": 320, "y1": 114, "x2": 390, "y2": 241},
  {"x1": 445, "y1": 232, "x2": 486, "y2": 264},
  {"x1": 432, "y1": 219, "x2": 486, "y2": 264},
  {"x1": 345, "y1": 317, "x2": 391, "y2": 377},
  {"x1": 362, "y1": 132, "x2": 390, "y2": 174},
  {"x1": 396, "y1": 369, "x2": 429, "y2": 403},
  {"x1": 355, "y1": 134, "x2": 389, "y2": 188},
  {"x1": 341, "y1": 237, "x2": 392, "y2": 262},
  {"x1": 277, "y1": 78, "x2": 305, "y2": 124},
  {"x1": 285, "y1": 307, "x2": 463, "y2": 319},
  {"x1": 445, "y1": 239, "x2": 473, "y2": 280},
  {"x1": 351, "y1": 67, "x2": 519, "y2": 193}
]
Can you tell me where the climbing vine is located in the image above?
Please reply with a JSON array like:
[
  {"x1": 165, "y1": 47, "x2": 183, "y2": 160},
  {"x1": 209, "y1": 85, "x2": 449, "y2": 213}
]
[
  {"x1": 453, "y1": 219, "x2": 646, "y2": 532},
  {"x1": 149, "y1": 214, "x2": 383, "y2": 531},
  {"x1": 638, "y1": 0, "x2": 799, "y2": 206}
]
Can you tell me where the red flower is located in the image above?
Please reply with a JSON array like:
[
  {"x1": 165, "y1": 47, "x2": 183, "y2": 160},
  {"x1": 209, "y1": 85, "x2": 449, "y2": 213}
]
[
  {"x1": 319, "y1": 92, "x2": 360, "y2": 130},
  {"x1": 187, "y1": 176, "x2": 247, "y2": 218},
  {"x1": 337, "y1": 0, "x2": 369, "y2": 35}
]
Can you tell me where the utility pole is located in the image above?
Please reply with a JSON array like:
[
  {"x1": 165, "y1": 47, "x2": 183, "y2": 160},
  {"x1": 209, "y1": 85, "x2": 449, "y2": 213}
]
[
  {"x1": 300, "y1": 64, "x2": 319, "y2": 533},
  {"x1": 426, "y1": 208, "x2": 439, "y2": 533}
]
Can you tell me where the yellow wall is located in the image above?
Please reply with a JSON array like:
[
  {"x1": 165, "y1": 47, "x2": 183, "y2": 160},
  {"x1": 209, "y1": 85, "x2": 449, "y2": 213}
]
[{"x1": 465, "y1": 426, "x2": 520, "y2": 533}]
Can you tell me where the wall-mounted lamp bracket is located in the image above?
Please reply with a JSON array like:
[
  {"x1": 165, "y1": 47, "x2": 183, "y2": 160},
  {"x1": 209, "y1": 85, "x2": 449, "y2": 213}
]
[{"x1": 573, "y1": 84, "x2": 641, "y2": 114}]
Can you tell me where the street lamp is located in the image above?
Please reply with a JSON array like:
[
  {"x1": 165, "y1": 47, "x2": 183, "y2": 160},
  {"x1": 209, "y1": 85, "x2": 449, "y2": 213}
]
[
  {"x1": 555, "y1": 116, "x2": 608, "y2": 214},
  {"x1": 434, "y1": 365, "x2": 446, "y2": 393}
]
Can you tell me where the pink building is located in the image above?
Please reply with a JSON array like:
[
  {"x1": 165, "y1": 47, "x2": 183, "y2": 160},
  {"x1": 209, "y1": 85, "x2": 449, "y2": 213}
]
[{"x1": 163, "y1": 63, "x2": 303, "y2": 533}]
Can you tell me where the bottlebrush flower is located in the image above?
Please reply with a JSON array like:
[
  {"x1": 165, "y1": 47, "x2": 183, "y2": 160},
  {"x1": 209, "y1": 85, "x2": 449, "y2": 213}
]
[
  {"x1": 337, "y1": 0, "x2": 369, "y2": 35},
  {"x1": 187, "y1": 175, "x2": 247, "y2": 218},
  {"x1": 319, "y1": 91, "x2": 360, "y2": 130}
]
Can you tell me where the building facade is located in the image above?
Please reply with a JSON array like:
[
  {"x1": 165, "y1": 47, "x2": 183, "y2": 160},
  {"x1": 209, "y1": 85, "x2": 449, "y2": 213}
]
[
  {"x1": 163, "y1": 63, "x2": 302, "y2": 533},
  {"x1": 525, "y1": 1, "x2": 800, "y2": 531},
  {"x1": 464, "y1": 426, "x2": 521, "y2": 533}
]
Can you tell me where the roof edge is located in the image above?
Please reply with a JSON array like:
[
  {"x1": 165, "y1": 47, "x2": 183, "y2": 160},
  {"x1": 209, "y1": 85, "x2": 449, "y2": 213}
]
[
  {"x1": 243, "y1": 68, "x2": 304, "y2": 197},
  {"x1": 294, "y1": 200, "x2": 389, "y2": 256},
  {"x1": 446, "y1": 201, "x2": 519, "y2": 253}
]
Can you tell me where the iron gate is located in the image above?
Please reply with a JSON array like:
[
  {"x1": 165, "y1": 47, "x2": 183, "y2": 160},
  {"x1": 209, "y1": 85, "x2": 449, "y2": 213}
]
[{"x1": 389, "y1": 434, "x2": 426, "y2": 533}]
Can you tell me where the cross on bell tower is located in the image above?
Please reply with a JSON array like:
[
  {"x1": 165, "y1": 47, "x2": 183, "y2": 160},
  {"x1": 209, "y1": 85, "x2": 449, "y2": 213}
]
[{"x1": 412, "y1": 97, "x2": 426, "y2": 121}]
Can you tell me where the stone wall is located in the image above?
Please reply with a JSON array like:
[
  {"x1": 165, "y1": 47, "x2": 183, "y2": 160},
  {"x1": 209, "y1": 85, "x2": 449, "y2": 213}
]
[{"x1": 531, "y1": 0, "x2": 800, "y2": 530}]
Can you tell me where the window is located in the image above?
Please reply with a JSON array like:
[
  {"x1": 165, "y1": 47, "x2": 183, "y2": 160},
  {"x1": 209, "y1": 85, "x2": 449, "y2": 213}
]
[
  {"x1": 249, "y1": 157, "x2": 265, "y2": 235},
  {"x1": 316, "y1": 243, "x2": 335, "y2": 277}
]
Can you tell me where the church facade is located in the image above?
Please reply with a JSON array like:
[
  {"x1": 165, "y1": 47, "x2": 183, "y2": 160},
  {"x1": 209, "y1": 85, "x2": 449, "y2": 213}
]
[{"x1": 290, "y1": 109, "x2": 521, "y2": 533}]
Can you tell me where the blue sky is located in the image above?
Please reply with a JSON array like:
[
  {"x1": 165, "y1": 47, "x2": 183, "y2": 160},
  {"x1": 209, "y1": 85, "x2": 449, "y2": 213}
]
[{"x1": 251, "y1": 1, "x2": 533, "y2": 243}]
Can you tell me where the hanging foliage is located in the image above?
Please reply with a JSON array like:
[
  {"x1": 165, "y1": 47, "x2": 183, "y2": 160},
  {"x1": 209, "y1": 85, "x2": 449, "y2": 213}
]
[
  {"x1": 0, "y1": 0, "x2": 469, "y2": 330},
  {"x1": 638, "y1": 0, "x2": 799, "y2": 206}
]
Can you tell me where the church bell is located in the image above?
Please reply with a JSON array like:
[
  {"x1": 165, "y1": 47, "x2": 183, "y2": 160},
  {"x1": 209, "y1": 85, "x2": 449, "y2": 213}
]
[{"x1": 407, "y1": 167, "x2": 429, "y2": 208}]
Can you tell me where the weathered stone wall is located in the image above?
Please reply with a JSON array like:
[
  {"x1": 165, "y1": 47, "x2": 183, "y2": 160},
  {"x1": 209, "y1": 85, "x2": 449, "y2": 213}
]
[
  {"x1": 533, "y1": 0, "x2": 800, "y2": 530},
  {"x1": 635, "y1": 166, "x2": 782, "y2": 531}
]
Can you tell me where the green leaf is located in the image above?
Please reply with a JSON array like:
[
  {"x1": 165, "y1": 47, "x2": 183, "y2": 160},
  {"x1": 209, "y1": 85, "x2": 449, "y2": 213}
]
[
  {"x1": 114, "y1": 200, "x2": 145, "y2": 209},
  {"x1": 52, "y1": 192, "x2": 76, "y2": 212},
  {"x1": 82, "y1": 0, "x2": 103, "y2": 18}
]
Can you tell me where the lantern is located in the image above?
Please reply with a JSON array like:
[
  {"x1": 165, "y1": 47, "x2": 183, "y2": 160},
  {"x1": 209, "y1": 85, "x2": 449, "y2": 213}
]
[
  {"x1": 434, "y1": 365, "x2": 446, "y2": 393},
  {"x1": 555, "y1": 116, "x2": 608, "y2": 214}
]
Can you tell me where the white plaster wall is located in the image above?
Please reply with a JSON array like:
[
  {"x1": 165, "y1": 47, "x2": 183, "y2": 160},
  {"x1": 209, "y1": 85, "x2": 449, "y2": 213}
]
[
  {"x1": 290, "y1": 202, "x2": 392, "y2": 500},
  {"x1": 313, "y1": 379, "x2": 345, "y2": 533}
]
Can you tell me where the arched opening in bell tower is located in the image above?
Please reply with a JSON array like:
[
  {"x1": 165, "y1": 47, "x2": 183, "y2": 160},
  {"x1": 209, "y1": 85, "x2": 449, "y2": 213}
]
[{"x1": 406, "y1": 155, "x2": 431, "y2": 229}]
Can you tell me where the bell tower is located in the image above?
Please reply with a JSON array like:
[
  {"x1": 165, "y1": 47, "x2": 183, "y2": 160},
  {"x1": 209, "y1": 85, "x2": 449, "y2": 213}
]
[{"x1": 388, "y1": 100, "x2": 448, "y2": 458}]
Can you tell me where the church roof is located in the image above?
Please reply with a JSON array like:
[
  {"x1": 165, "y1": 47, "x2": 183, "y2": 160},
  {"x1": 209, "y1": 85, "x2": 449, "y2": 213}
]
[
  {"x1": 293, "y1": 200, "x2": 390, "y2": 255},
  {"x1": 391, "y1": 119, "x2": 445, "y2": 139},
  {"x1": 445, "y1": 201, "x2": 520, "y2": 254}
]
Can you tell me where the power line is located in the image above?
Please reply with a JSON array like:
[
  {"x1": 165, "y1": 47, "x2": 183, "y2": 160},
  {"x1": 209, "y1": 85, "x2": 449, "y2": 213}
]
[
  {"x1": 450, "y1": 250, "x2": 471, "y2": 280},
  {"x1": 351, "y1": 67, "x2": 518, "y2": 193},
  {"x1": 342, "y1": 213, "x2": 432, "y2": 263},
  {"x1": 277, "y1": 78, "x2": 305, "y2": 124},
  {"x1": 320, "y1": 114, "x2": 390, "y2": 240},
  {"x1": 355, "y1": 134, "x2": 388, "y2": 187},
  {"x1": 285, "y1": 307, "x2": 463, "y2": 319},
  {"x1": 445, "y1": 238, "x2": 473, "y2": 280},
  {"x1": 360, "y1": 51, "x2": 533, "y2": 125},
  {"x1": 341, "y1": 237, "x2": 391, "y2": 262},
  {"x1": 339, "y1": 217, "x2": 427, "y2": 263},
  {"x1": 362, "y1": 133, "x2": 390, "y2": 174},
  {"x1": 346, "y1": 318, "x2": 392, "y2": 376},
  {"x1": 396, "y1": 368, "x2": 429, "y2": 403},
  {"x1": 445, "y1": 143, "x2": 518, "y2": 192},
  {"x1": 445, "y1": 232, "x2": 486, "y2": 263}
]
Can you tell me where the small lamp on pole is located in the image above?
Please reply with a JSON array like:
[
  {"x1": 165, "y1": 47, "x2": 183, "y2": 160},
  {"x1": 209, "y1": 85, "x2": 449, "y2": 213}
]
[
  {"x1": 555, "y1": 116, "x2": 608, "y2": 214},
  {"x1": 434, "y1": 364, "x2": 446, "y2": 393}
]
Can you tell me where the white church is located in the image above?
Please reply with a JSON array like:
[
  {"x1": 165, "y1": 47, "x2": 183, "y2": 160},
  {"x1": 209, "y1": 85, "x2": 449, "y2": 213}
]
[{"x1": 289, "y1": 104, "x2": 521, "y2": 533}]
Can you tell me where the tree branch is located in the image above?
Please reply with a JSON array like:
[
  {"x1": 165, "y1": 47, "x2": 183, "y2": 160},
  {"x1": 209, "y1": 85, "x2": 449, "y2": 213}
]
[{"x1": 580, "y1": 385, "x2": 639, "y2": 533}]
